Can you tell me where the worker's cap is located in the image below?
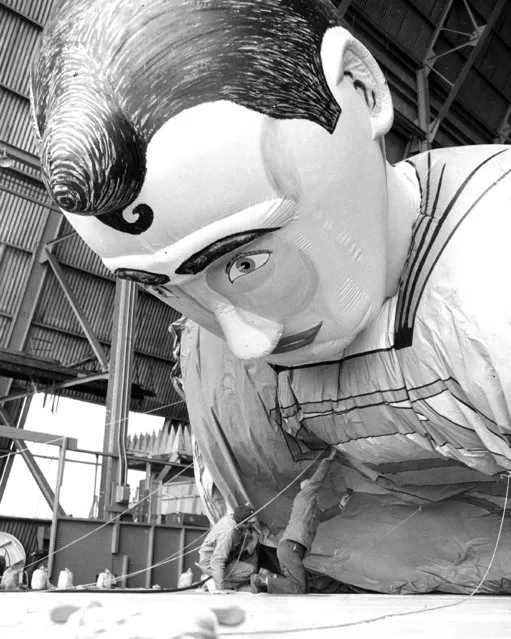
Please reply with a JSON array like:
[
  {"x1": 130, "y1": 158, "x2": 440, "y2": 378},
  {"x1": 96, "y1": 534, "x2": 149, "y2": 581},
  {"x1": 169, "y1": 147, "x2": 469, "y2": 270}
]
[{"x1": 233, "y1": 504, "x2": 255, "y2": 524}]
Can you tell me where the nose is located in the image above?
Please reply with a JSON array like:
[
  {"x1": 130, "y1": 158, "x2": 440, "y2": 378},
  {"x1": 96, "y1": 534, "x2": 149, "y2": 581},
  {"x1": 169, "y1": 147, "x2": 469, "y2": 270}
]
[
  {"x1": 213, "y1": 302, "x2": 283, "y2": 360},
  {"x1": 115, "y1": 268, "x2": 170, "y2": 286}
]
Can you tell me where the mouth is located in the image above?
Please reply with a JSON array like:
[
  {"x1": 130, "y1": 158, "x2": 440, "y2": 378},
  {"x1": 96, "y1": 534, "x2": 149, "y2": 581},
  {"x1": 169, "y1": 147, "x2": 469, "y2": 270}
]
[{"x1": 272, "y1": 322, "x2": 322, "y2": 354}]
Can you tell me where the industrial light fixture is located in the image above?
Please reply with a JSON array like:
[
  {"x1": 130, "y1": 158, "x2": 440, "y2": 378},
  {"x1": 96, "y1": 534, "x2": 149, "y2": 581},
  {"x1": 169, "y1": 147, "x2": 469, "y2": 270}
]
[{"x1": 0, "y1": 147, "x2": 14, "y2": 169}]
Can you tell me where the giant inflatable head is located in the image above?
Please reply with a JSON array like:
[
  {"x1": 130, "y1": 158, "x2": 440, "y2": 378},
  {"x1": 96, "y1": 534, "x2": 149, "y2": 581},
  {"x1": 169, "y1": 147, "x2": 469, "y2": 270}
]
[{"x1": 32, "y1": 0, "x2": 395, "y2": 366}]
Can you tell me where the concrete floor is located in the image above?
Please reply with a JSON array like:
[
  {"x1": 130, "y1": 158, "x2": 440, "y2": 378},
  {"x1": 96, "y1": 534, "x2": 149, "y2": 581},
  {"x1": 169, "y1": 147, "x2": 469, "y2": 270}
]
[{"x1": 0, "y1": 591, "x2": 510, "y2": 638}]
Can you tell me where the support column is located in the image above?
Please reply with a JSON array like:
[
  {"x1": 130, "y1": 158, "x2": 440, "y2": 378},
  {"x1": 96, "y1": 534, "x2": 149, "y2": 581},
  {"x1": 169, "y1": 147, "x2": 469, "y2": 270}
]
[
  {"x1": 47, "y1": 437, "x2": 68, "y2": 579},
  {"x1": 98, "y1": 278, "x2": 138, "y2": 518},
  {"x1": 416, "y1": 68, "x2": 431, "y2": 153}
]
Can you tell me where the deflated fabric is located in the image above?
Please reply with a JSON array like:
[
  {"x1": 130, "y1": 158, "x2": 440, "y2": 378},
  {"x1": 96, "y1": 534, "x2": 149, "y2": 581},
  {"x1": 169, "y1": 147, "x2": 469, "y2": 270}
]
[{"x1": 181, "y1": 321, "x2": 511, "y2": 594}]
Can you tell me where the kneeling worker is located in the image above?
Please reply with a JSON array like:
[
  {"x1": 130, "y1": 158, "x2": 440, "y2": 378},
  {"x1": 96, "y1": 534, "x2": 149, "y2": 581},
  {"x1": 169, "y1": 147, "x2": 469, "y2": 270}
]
[
  {"x1": 252, "y1": 449, "x2": 352, "y2": 594},
  {"x1": 198, "y1": 504, "x2": 259, "y2": 592}
]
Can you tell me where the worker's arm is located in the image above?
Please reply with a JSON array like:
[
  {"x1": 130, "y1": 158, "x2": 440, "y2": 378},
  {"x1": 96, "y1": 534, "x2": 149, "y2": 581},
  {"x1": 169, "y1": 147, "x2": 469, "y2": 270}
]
[
  {"x1": 310, "y1": 457, "x2": 334, "y2": 485},
  {"x1": 318, "y1": 504, "x2": 341, "y2": 522},
  {"x1": 209, "y1": 531, "x2": 235, "y2": 590},
  {"x1": 319, "y1": 489, "x2": 353, "y2": 522}
]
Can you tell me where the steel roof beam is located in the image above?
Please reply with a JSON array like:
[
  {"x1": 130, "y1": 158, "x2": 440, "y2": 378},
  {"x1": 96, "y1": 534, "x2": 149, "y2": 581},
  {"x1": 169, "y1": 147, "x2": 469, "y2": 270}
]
[
  {"x1": 342, "y1": 2, "x2": 494, "y2": 153},
  {"x1": 0, "y1": 211, "x2": 63, "y2": 389},
  {"x1": 44, "y1": 249, "x2": 110, "y2": 371},
  {"x1": 0, "y1": 140, "x2": 41, "y2": 170},
  {"x1": 426, "y1": 0, "x2": 507, "y2": 144},
  {"x1": 0, "y1": 209, "x2": 62, "y2": 496},
  {"x1": 0, "y1": 371, "x2": 109, "y2": 404},
  {"x1": 30, "y1": 317, "x2": 176, "y2": 367},
  {"x1": 0, "y1": 423, "x2": 77, "y2": 449}
]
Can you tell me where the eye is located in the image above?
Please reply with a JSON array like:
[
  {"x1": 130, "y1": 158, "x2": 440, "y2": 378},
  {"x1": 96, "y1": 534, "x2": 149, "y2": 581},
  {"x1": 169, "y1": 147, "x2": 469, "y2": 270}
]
[{"x1": 226, "y1": 251, "x2": 271, "y2": 283}]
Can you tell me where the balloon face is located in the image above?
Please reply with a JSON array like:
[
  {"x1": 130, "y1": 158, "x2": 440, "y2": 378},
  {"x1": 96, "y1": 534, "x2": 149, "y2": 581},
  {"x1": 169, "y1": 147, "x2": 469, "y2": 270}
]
[
  {"x1": 32, "y1": 0, "x2": 397, "y2": 366},
  {"x1": 33, "y1": 0, "x2": 394, "y2": 366},
  {"x1": 67, "y1": 78, "x2": 389, "y2": 365}
]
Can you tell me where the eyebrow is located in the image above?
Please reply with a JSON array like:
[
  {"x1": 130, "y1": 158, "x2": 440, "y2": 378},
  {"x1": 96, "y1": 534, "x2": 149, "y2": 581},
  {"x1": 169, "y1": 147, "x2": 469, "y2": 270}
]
[{"x1": 175, "y1": 228, "x2": 279, "y2": 275}]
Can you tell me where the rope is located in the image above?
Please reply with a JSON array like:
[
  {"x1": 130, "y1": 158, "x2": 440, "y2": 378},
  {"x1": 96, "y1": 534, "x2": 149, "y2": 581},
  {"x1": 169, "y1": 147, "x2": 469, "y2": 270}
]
[
  {"x1": 362, "y1": 505, "x2": 423, "y2": 553},
  {"x1": 221, "y1": 471, "x2": 511, "y2": 636},
  {"x1": 52, "y1": 449, "x2": 330, "y2": 589},
  {"x1": 239, "y1": 449, "x2": 328, "y2": 526},
  {"x1": 23, "y1": 462, "x2": 194, "y2": 572},
  {"x1": 45, "y1": 576, "x2": 211, "y2": 594},
  {"x1": 0, "y1": 436, "x2": 65, "y2": 462},
  {"x1": 0, "y1": 397, "x2": 187, "y2": 464}
]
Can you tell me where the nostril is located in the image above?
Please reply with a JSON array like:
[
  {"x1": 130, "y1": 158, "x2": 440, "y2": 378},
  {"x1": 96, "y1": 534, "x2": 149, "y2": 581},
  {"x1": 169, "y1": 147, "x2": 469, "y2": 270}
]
[{"x1": 115, "y1": 268, "x2": 170, "y2": 286}]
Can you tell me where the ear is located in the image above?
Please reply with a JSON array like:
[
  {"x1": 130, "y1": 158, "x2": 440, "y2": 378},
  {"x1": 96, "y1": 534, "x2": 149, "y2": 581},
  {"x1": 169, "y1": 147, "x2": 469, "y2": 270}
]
[{"x1": 321, "y1": 26, "x2": 393, "y2": 140}]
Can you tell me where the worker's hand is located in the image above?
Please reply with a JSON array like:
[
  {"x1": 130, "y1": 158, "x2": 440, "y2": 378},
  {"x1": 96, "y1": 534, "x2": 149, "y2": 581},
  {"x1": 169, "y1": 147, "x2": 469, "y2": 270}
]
[{"x1": 339, "y1": 490, "x2": 353, "y2": 510}]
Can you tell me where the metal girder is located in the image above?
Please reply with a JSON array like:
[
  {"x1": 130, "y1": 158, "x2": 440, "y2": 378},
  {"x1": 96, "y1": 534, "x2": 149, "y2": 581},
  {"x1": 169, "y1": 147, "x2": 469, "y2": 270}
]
[
  {"x1": 430, "y1": 0, "x2": 506, "y2": 142},
  {"x1": 0, "y1": 424, "x2": 77, "y2": 450},
  {"x1": 344, "y1": 2, "x2": 491, "y2": 151},
  {"x1": 0, "y1": 402, "x2": 65, "y2": 516},
  {"x1": 47, "y1": 438, "x2": 68, "y2": 577},
  {"x1": 44, "y1": 249, "x2": 109, "y2": 371},
  {"x1": 99, "y1": 278, "x2": 138, "y2": 518},
  {"x1": 0, "y1": 140, "x2": 40, "y2": 170},
  {"x1": 424, "y1": 0, "x2": 478, "y2": 77},
  {"x1": 420, "y1": 0, "x2": 507, "y2": 146},
  {"x1": 0, "y1": 399, "x2": 31, "y2": 502},
  {"x1": 416, "y1": 68, "x2": 432, "y2": 153},
  {"x1": 0, "y1": 371, "x2": 109, "y2": 404},
  {"x1": 336, "y1": 0, "x2": 353, "y2": 18},
  {"x1": 0, "y1": 208, "x2": 63, "y2": 498},
  {"x1": 423, "y1": 0, "x2": 456, "y2": 69},
  {"x1": 14, "y1": 440, "x2": 66, "y2": 517},
  {"x1": 0, "y1": 211, "x2": 62, "y2": 357}
]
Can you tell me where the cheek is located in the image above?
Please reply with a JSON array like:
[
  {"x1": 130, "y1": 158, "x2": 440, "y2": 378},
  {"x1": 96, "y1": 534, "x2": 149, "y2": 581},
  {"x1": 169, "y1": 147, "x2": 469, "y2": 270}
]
[{"x1": 206, "y1": 245, "x2": 318, "y2": 320}]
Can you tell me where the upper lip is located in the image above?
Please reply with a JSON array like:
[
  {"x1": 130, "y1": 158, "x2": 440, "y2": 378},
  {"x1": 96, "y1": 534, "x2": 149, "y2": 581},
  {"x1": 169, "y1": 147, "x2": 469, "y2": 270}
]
[{"x1": 272, "y1": 323, "x2": 322, "y2": 354}]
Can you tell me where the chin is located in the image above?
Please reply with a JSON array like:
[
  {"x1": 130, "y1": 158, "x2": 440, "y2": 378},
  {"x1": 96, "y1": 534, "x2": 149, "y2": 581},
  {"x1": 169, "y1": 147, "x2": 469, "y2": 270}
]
[{"x1": 266, "y1": 337, "x2": 352, "y2": 368}]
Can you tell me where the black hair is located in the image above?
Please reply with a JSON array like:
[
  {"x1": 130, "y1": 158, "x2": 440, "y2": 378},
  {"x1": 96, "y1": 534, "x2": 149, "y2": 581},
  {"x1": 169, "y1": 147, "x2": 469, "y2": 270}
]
[{"x1": 32, "y1": 0, "x2": 343, "y2": 220}]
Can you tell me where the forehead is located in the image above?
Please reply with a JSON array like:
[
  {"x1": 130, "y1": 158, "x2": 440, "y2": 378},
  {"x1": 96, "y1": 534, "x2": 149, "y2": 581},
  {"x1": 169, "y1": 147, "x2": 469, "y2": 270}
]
[
  {"x1": 139, "y1": 101, "x2": 276, "y2": 243},
  {"x1": 69, "y1": 101, "x2": 282, "y2": 263}
]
